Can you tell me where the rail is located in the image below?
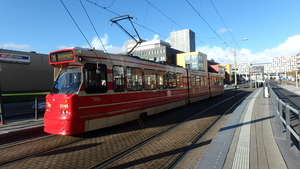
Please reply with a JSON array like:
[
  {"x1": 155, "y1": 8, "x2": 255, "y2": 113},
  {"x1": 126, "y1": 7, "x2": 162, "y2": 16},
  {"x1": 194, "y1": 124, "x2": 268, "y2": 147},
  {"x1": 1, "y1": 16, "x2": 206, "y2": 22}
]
[{"x1": 269, "y1": 86, "x2": 300, "y2": 150}]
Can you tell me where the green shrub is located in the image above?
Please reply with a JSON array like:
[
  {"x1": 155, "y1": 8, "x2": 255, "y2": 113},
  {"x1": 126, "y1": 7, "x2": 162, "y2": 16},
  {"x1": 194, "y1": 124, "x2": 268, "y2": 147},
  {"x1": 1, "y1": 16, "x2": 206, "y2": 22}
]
[{"x1": 2, "y1": 92, "x2": 49, "y2": 103}]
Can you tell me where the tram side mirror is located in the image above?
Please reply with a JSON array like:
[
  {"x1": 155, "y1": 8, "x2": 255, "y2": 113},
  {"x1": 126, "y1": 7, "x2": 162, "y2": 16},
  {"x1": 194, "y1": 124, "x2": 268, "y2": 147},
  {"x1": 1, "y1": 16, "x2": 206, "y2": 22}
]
[{"x1": 96, "y1": 65, "x2": 104, "y2": 74}]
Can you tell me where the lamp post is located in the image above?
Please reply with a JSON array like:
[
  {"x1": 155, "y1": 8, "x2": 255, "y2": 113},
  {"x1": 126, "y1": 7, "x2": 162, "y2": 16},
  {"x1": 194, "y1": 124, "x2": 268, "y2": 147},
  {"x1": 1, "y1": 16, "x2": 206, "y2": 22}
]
[
  {"x1": 292, "y1": 68, "x2": 300, "y2": 88},
  {"x1": 222, "y1": 38, "x2": 248, "y2": 91}
]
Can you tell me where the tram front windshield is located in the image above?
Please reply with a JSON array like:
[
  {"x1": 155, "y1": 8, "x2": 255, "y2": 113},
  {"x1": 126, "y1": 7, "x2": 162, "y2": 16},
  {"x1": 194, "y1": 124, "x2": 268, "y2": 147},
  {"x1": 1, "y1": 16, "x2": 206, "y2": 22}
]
[{"x1": 51, "y1": 66, "x2": 82, "y2": 94}]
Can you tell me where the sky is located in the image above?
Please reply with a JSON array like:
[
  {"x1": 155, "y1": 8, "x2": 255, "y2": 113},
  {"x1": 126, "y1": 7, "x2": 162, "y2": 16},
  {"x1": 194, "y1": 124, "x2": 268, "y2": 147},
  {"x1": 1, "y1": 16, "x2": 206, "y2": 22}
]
[{"x1": 1, "y1": 0, "x2": 300, "y2": 64}]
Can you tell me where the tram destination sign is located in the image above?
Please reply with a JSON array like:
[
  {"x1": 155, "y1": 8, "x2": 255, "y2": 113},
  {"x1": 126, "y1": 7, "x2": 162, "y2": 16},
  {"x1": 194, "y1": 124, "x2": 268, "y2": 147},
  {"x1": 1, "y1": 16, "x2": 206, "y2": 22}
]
[
  {"x1": 50, "y1": 51, "x2": 74, "y2": 63},
  {"x1": 0, "y1": 53, "x2": 30, "y2": 64}
]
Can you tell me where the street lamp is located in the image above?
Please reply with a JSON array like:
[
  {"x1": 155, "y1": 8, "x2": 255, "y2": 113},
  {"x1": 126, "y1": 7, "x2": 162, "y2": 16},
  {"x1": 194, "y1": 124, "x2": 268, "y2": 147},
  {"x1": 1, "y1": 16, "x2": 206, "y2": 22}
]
[
  {"x1": 222, "y1": 38, "x2": 248, "y2": 91},
  {"x1": 292, "y1": 67, "x2": 300, "y2": 88}
]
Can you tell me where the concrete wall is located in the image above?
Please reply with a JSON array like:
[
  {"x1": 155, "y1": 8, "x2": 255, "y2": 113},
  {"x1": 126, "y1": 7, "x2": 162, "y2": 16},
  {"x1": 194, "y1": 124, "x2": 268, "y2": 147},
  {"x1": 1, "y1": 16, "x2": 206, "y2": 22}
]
[{"x1": 0, "y1": 49, "x2": 53, "y2": 93}]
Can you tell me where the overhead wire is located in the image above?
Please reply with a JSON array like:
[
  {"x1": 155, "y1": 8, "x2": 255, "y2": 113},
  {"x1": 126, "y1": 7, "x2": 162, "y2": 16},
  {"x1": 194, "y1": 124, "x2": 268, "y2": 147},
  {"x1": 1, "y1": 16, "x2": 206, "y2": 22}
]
[
  {"x1": 79, "y1": 0, "x2": 109, "y2": 54},
  {"x1": 79, "y1": 0, "x2": 119, "y2": 86},
  {"x1": 209, "y1": 0, "x2": 241, "y2": 49},
  {"x1": 86, "y1": 0, "x2": 206, "y2": 51},
  {"x1": 144, "y1": 0, "x2": 206, "y2": 45},
  {"x1": 85, "y1": 0, "x2": 240, "y2": 63},
  {"x1": 185, "y1": 0, "x2": 226, "y2": 45},
  {"x1": 144, "y1": 0, "x2": 184, "y2": 30},
  {"x1": 143, "y1": 2, "x2": 150, "y2": 26},
  {"x1": 185, "y1": 0, "x2": 245, "y2": 60},
  {"x1": 100, "y1": 0, "x2": 115, "y2": 9},
  {"x1": 60, "y1": 0, "x2": 93, "y2": 49}
]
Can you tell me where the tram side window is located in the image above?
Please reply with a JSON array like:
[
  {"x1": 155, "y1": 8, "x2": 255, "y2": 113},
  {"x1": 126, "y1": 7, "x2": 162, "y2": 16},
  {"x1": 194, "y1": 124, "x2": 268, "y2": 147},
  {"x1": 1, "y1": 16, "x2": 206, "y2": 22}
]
[
  {"x1": 113, "y1": 66, "x2": 125, "y2": 92},
  {"x1": 176, "y1": 73, "x2": 184, "y2": 88},
  {"x1": 127, "y1": 67, "x2": 143, "y2": 91},
  {"x1": 157, "y1": 71, "x2": 167, "y2": 89},
  {"x1": 144, "y1": 69, "x2": 157, "y2": 90},
  {"x1": 216, "y1": 77, "x2": 224, "y2": 85},
  {"x1": 84, "y1": 63, "x2": 107, "y2": 93},
  {"x1": 212, "y1": 77, "x2": 217, "y2": 85},
  {"x1": 190, "y1": 74, "x2": 195, "y2": 87},
  {"x1": 195, "y1": 76, "x2": 201, "y2": 86},
  {"x1": 200, "y1": 76, "x2": 205, "y2": 86},
  {"x1": 167, "y1": 71, "x2": 177, "y2": 88}
]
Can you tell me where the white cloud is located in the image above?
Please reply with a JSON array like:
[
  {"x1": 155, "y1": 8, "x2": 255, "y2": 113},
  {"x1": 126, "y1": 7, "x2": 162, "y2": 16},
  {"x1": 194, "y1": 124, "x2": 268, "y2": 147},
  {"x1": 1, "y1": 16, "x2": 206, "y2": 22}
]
[
  {"x1": 58, "y1": 34, "x2": 125, "y2": 54},
  {"x1": 92, "y1": 34, "x2": 125, "y2": 53},
  {"x1": 0, "y1": 42, "x2": 31, "y2": 51},
  {"x1": 104, "y1": 45, "x2": 125, "y2": 54},
  {"x1": 218, "y1": 28, "x2": 232, "y2": 34},
  {"x1": 152, "y1": 34, "x2": 160, "y2": 41},
  {"x1": 91, "y1": 34, "x2": 109, "y2": 49},
  {"x1": 197, "y1": 35, "x2": 300, "y2": 64},
  {"x1": 58, "y1": 45, "x2": 76, "y2": 50}
]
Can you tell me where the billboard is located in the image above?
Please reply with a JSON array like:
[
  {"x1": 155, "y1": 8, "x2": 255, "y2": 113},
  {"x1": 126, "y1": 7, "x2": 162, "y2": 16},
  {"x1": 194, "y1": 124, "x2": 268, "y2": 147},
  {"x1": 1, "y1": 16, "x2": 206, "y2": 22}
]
[
  {"x1": 0, "y1": 53, "x2": 30, "y2": 64},
  {"x1": 250, "y1": 66, "x2": 264, "y2": 73}
]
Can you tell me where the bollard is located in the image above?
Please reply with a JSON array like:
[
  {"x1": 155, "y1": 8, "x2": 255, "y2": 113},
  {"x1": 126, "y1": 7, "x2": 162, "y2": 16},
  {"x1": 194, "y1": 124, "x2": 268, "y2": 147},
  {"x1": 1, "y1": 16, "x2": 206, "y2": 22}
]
[
  {"x1": 0, "y1": 104, "x2": 4, "y2": 125},
  {"x1": 264, "y1": 86, "x2": 270, "y2": 98},
  {"x1": 35, "y1": 97, "x2": 38, "y2": 120}
]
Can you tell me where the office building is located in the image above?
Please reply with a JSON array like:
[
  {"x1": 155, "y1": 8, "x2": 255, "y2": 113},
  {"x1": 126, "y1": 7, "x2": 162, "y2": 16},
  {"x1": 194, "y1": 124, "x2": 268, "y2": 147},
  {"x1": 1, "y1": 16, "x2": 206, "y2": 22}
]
[
  {"x1": 170, "y1": 29, "x2": 195, "y2": 53},
  {"x1": 176, "y1": 52, "x2": 208, "y2": 72},
  {"x1": 127, "y1": 40, "x2": 183, "y2": 65},
  {"x1": 0, "y1": 49, "x2": 53, "y2": 93}
]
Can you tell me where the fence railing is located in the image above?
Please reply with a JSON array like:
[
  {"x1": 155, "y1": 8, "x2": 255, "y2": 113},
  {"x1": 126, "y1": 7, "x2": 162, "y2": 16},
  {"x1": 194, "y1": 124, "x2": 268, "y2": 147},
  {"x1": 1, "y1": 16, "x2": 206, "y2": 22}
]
[
  {"x1": 269, "y1": 86, "x2": 300, "y2": 150},
  {"x1": 34, "y1": 97, "x2": 45, "y2": 120}
]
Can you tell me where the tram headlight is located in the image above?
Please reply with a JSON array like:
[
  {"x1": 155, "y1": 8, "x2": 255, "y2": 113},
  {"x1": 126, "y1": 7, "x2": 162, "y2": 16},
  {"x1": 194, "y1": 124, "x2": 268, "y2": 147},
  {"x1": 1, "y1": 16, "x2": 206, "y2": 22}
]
[{"x1": 61, "y1": 110, "x2": 69, "y2": 114}]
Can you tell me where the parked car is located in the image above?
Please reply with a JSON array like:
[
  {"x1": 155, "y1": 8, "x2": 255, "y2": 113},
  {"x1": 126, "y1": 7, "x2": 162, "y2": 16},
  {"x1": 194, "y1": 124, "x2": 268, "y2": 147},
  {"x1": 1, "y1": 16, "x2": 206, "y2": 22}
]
[
  {"x1": 32, "y1": 102, "x2": 46, "y2": 112},
  {"x1": 232, "y1": 84, "x2": 240, "y2": 89}
]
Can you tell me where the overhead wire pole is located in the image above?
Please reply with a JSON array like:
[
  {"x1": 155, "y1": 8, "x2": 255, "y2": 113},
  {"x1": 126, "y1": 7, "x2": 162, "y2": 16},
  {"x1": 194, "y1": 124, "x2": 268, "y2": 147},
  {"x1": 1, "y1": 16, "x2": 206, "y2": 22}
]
[{"x1": 222, "y1": 38, "x2": 248, "y2": 91}]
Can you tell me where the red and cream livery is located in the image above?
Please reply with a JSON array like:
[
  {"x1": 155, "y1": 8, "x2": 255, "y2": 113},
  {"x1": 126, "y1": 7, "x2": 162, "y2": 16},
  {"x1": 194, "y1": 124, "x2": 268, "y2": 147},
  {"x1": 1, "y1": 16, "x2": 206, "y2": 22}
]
[{"x1": 44, "y1": 47, "x2": 224, "y2": 135}]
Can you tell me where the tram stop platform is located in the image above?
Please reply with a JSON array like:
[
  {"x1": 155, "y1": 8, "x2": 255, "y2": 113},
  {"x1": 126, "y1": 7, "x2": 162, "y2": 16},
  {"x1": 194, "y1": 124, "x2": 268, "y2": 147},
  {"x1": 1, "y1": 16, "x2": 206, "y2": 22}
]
[
  {"x1": 0, "y1": 117, "x2": 44, "y2": 138},
  {"x1": 196, "y1": 86, "x2": 300, "y2": 169}
]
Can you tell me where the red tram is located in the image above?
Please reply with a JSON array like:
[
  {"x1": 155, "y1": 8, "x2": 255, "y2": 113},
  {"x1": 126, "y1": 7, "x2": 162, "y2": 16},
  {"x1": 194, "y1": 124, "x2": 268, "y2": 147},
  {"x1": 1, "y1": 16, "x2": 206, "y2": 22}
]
[{"x1": 44, "y1": 47, "x2": 224, "y2": 135}]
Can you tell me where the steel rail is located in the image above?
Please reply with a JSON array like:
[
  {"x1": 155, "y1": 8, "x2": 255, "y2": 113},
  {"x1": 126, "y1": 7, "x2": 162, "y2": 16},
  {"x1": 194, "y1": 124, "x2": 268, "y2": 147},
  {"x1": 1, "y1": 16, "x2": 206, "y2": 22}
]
[{"x1": 92, "y1": 91, "x2": 247, "y2": 169}]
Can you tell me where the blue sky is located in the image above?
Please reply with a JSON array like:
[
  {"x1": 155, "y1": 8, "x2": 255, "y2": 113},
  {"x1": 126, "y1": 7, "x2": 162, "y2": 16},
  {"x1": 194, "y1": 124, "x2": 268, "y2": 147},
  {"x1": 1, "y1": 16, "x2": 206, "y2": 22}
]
[{"x1": 1, "y1": 0, "x2": 300, "y2": 64}]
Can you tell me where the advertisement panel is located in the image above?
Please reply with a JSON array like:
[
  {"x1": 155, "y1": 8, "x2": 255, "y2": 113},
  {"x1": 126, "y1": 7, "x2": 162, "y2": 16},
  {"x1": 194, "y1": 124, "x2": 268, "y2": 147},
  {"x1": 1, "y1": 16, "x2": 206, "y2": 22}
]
[
  {"x1": 0, "y1": 53, "x2": 30, "y2": 64},
  {"x1": 250, "y1": 66, "x2": 264, "y2": 73}
]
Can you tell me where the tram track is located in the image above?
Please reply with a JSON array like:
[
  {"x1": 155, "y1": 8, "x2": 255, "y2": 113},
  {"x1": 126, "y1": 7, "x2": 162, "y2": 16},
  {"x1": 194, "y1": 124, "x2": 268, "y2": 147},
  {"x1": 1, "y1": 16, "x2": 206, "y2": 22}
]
[
  {"x1": 0, "y1": 135, "x2": 53, "y2": 150},
  {"x1": 0, "y1": 134, "x2": 86, "y2": 166},
  {"x1": 0, "y1": 88, "x2": 254, "y2": 169},
  {"x1": 269, "y1": 81, "x2": 300, "y2": 110},
  {"x1": 92, "y1": 90, "x2": 251, "y2": 169}
]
